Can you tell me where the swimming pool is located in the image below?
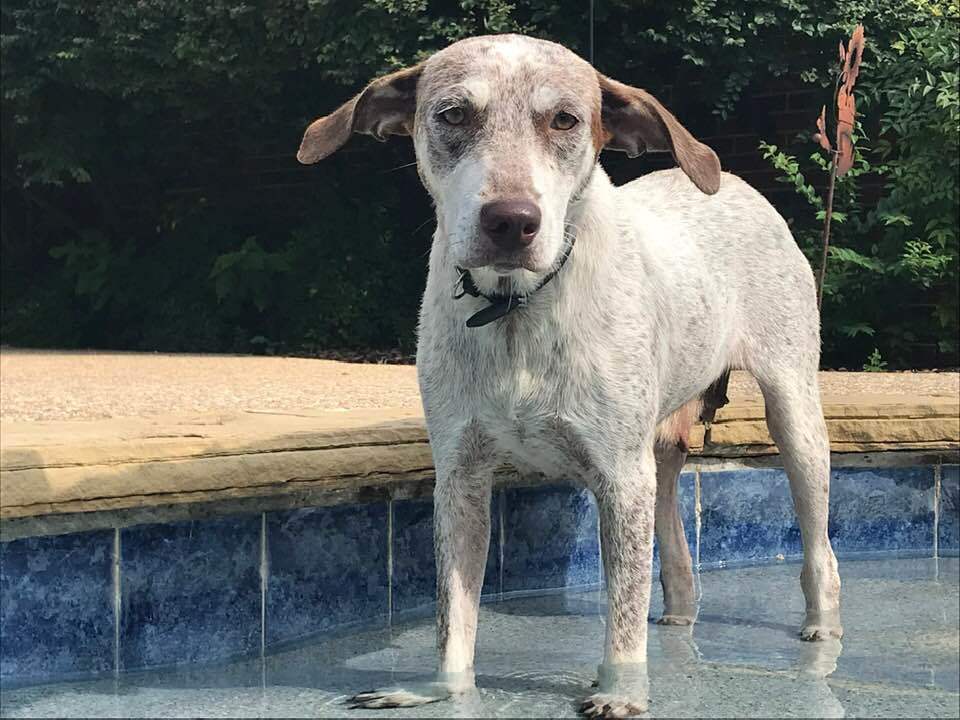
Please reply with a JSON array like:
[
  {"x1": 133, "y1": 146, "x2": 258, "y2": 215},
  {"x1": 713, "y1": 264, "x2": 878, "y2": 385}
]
[
  {"x1": 1, "y1": 556, "x2": 956, "y2": 718},
  {"x1": 1, "y1": 458, "x2": 957, "y2": 718}
]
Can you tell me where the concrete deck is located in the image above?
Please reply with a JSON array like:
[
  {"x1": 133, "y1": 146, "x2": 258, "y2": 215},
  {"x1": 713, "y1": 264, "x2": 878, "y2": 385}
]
[
  {"x1": 2, "y1": 348, "x2": 958, "y2": 422},
  {"x1": 1, "y1": 350, "x2": 958, "y2": 540}
]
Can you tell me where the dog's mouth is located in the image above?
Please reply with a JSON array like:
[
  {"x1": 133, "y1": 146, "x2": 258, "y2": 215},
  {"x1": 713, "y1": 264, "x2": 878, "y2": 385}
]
[
  {"x1": 464, "y1": 245, "x2": 552, "y2": 271},
  {"x1": 457, "y1": 228, "x2": 566, "y2": 276},
  {"x1": 458, "y1": 256, "x2": 544, "y2": 275}
]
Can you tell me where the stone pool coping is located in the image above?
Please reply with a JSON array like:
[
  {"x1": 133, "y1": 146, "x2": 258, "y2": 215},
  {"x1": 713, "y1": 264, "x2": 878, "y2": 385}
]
[{"x1": 1, "y1": 393, "x2": 958, "y2": 541}]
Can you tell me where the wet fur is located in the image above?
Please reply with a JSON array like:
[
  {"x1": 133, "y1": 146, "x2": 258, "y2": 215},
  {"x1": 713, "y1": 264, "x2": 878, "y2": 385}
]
[{"x1": 298, "y1": 33, "x2": 843, "y2": 720}]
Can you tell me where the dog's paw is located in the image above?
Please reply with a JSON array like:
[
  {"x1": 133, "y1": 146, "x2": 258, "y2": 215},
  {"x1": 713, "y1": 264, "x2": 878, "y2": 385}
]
[
  {"x1": 799, "y1": 624, "x2": 843, "y2": 642},
  {"x1": 578, "y1": 693, "x2": 647, "y2": 718},
  {"x1": 800, "y1": 608, "x2": 843, "y2": 641},
  {"x1": 347, "y1": 671, "x2": 474, "y2": 711},
  {"x1": 582, "y1": 662, "x2": 649, "y2": 718},
  {"x1": 347, "y1": 685, "x2": 448, "y2": 710},
  {"x1": 656, "y1": 613, "x2": 695, "y2": 626}
]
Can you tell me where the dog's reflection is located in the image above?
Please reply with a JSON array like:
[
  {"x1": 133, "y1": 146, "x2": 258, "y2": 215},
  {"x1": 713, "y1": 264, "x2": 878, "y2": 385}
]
[
  {"x1": 794, "y1": 637, "x2": 845, "y2": 718},
  {"x1": 651, "y1": 622, "x2": 844, "y2": 718}
]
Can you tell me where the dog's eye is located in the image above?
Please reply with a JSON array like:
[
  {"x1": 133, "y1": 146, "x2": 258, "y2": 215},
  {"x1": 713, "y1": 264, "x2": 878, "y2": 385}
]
[
  {"x1": 439, "y1": 107, "x2": 466, "y2": 126},
  {"x1": 551, "y1": 111, "x2": 579, "y2": 131}
]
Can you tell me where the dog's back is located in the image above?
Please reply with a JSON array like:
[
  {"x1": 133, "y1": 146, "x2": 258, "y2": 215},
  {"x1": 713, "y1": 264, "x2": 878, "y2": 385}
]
[{"x1": 618, "y1": 168, "x2": 821, "y2": 389}]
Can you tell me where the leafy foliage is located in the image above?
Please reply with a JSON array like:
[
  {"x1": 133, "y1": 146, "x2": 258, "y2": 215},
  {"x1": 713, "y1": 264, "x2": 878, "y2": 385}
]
[
  {"x1": 759, "y1": 0, "x2": 958, "y2": 368},
  {"x1": 863, "y1": 347, "x2": 889, "y2": 371},
  {"x1": 1, "y1": 0, "x2": 957, "y2": 366}
]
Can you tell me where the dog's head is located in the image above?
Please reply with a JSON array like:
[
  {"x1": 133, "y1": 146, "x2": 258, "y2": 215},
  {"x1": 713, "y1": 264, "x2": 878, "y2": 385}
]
[{"x1": 298, "y1": 34, "x2": 719, "y2": 290}]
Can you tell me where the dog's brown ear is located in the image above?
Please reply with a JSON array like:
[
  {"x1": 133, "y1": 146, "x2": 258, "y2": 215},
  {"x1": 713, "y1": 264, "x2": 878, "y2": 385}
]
[
  {"x1": 597, "y1": 74, "x2": 721, "y2": 194},
  {"x1": 297, "y1": 64, "x2": 423, "y2": 164}
]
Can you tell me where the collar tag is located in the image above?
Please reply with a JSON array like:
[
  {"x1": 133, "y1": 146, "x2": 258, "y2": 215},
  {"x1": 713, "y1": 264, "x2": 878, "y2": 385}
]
[
  {"x1": 465, "y1": 296, "x2": 525, "y2": 328},
  {"x1": 452, "y1": 269, "x2": 468, "y2": 299},
  {"x1": 454, "y1": 233, "x2": 575, "y2": 329}
]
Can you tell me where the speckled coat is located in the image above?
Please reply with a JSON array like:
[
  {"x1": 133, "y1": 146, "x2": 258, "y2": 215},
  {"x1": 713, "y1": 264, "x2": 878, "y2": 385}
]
[{"x1": 298, "y1": 33, "x2": 842, "y2": 720}]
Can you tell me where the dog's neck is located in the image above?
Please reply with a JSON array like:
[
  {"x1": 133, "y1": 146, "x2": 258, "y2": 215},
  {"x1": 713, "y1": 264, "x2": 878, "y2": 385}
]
[{"x1": 451, "y1": 166, "x2": 618, "y2": 299}]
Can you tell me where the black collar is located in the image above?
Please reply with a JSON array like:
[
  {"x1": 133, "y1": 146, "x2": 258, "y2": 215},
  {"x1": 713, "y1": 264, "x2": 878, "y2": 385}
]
[{"x1": 452, "y1": 237, "x2": 576, "y2": 328}]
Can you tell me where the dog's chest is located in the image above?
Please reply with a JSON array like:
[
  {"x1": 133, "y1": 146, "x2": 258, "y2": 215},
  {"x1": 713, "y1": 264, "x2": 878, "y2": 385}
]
[
  {"x1": 473, "y1": 355, "x2": 601, "y2": 479},
  {"x1": 482, "y1": 410, "x2": 595, "y2": 480}
]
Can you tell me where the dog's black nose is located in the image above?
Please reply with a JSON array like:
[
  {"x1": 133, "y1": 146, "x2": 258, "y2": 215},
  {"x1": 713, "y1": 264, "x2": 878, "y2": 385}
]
[{"x1": 480, "y1": 200, "x2": 541, "y2": 250}]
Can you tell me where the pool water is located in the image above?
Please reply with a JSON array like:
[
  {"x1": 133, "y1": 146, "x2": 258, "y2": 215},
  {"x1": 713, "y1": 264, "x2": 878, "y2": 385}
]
[{"x1": 1, "y1": 557, "x2": 957, "y2": 718}]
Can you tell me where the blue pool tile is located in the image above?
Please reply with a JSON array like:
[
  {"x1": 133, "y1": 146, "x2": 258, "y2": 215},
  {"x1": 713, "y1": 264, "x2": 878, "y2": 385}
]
[
  {"x1": 120, "y1": 516, "x2": 260, "y2": 670},
  {"x1": 266, "y1": 503, "x2": 388, "y2": 647},
  {"x1": 653, "y1": 471, "x2": 697, "y2": 572},
  {"x1": 940, "y1": 465, "x2": 959, "y2": 553},
  {"x1": 0, "y1": 530, "x2": 114, "y2": 684},
  {"x1": 829, "y1": 466, "x2": 935, "y2": 554},
  {"x1": 391, "y1": 498, "x2": 435, "y2": 614},
  {"x1": 701, "y1": 466, "x2": 938, "y2": 566},
  {"x1": 501, "y1": 484, "x2": 600, "y2": 593},
  {"x1": 486, "y1": 491, "x2": 503, "y2": 596},
  {"x1": 700, "y1": 469, "x2": 799, "y2": 565},
  {"x1": 392, "y1": 494, "x2": 500, "y2": 615}
]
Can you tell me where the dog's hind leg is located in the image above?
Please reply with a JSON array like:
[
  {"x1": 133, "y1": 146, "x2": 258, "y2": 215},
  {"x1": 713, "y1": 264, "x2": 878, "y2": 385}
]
[
  {"x1": 654, "y1": 441, "x2": 696, "y2": 625},
  {"x1": 757, "y1": 369, "x2": 842, "y2": 641}
]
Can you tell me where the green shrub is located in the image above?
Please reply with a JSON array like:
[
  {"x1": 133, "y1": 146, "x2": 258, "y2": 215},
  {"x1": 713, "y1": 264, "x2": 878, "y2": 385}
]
[
  {"x1": 1, "y1": 0, "x2": 957, "y2": 365},
  {"x1": 759, "y1": 1, "x2": 958, "y2": 368}
]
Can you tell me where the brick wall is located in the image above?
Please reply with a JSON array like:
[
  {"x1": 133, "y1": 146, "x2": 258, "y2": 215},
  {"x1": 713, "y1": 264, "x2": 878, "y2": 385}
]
[{"x1": 705, "y1": 86, "x2": 822, "y2": 199}]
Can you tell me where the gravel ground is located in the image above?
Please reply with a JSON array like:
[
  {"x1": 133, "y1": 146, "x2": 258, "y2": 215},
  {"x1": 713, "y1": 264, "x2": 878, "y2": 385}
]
[{"x1": 1, "y1": 348, "x2": 957, "y2": 422}]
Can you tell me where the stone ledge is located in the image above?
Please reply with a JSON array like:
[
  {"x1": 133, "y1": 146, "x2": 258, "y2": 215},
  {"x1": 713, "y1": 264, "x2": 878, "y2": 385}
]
[{"x1": 2, "y1": 396, "x2": 958, "y2": 525}]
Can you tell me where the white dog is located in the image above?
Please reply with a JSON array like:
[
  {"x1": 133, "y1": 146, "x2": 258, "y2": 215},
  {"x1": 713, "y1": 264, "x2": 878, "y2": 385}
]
[{"x1": 298, "y1": 33, "x2": 842, "y2": 719}]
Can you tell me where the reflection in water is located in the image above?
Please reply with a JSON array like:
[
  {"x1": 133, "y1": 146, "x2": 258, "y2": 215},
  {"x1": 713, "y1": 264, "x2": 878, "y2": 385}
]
[
  {"x1": 3, "y1": 559, "x2": 957, "y2": 719},
  {"x1": 795, "y1": 638, "x2": 845, "y2": 718},
  {"x1": 652, "y1": 605, "x2": 845, "y2": 718},
  {"x1": 797, "y1": 637, "x2": 843, "y2": 679}
]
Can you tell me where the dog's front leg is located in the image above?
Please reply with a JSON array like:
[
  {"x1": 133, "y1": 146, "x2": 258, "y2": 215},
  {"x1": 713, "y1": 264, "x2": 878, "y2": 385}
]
[
  {"x1": 349, "y1": 462, "x2": 491, "y2": 710},
  {"x1": 580, "y1": 447, "x2": 656, "y2": 719},
  {"x1": 435, "y1": 468, "x2": 492, "y2": 678}
]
